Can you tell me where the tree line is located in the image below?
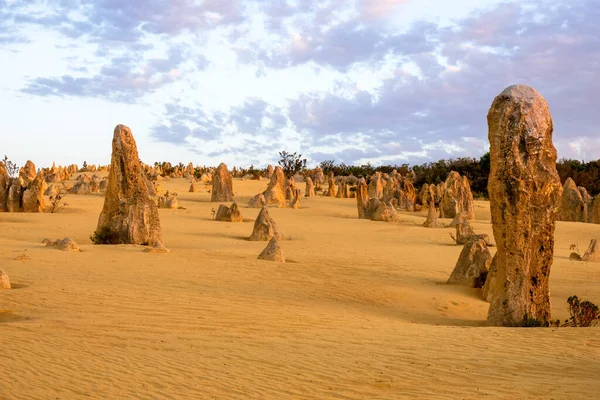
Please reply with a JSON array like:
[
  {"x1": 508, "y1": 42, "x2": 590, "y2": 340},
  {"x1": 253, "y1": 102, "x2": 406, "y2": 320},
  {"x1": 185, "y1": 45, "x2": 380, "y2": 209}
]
[{"x1": 317, "y1": 154, "x2": 600, "y2": 198}]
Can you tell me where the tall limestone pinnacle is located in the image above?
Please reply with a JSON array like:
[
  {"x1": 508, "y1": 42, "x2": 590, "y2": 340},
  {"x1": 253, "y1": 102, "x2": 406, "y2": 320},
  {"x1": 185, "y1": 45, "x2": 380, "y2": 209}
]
[
  {"x1": 486, "y1": 85, "x2": 562, "y2": 326},
  {"x1": 93, "y1": 124, "x2": 164, "y2": 247}
]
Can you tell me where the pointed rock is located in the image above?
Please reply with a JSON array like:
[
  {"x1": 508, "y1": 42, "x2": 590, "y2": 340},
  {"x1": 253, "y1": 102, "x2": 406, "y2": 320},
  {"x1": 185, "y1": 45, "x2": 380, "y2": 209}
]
[
  {"x1": 93, "y1": 124, "x2": 164, "y2": 247},
  {"x1": 249, "y1": 207, "x2": 283, "y2": 241},
  {"x1": 22, "y1": 173, "x2": 45, "y2": 212},
  {"x1": 486, "y1": 85, "x2": 562, "y2": 326},
  {"x1": 582, "y1": 239, "x2": 600, "y2": 262},
  {"x1": 0, "y1": 268, "x2": 10, "y2": 289},
  {"x1": 305, "y1": 177, "x2": 315, "y2": 197},
  {"x1": 448, "y1": 239, "x2": 492, "y2": 288},
  {"x1": 211, "y1": 163, "x2": 234, "y2": 202},
  {"x1": 248, "y1": 193, "x2": 267, "y2": 208},
  {"x1": 290, "y1": 188, "x2": 302, "y2": 209},
  {"x1": 356, "y1": 178, "x2": 369, "y2": 219},
  {"x1": 263, "y1": 166, "x2": 286, "y2": 207},
  {"x1": 257, "y1": 237, "x2": 285, "y2": 262}
]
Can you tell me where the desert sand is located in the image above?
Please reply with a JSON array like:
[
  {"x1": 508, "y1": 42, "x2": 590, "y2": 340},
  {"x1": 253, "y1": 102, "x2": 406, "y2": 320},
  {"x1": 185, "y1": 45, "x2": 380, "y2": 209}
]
[{"x1": 1, "y1": 174, "x2": 599, "y2": 399}]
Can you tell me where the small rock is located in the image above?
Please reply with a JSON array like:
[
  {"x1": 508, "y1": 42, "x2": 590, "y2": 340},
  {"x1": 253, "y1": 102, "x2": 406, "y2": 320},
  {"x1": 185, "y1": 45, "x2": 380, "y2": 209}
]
[{"x1": 257, "y1": 237, "x2": 285, "y2": 262}]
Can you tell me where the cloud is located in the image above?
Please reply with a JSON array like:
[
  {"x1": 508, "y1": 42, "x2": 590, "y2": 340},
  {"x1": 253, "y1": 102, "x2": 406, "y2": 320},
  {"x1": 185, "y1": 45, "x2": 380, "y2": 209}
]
[
  {"x1": 358, "y1": 0, "x2": 407, "y2": 21},
  {"x1": 6, "y1": 0, "x2": 600, "y2": 167},
  {"x1": 21, "y1": 44, "x2": 201, "y2": 101},
  {"x1": 281, "y1": 0, "x2": 600, "y2": 164}
]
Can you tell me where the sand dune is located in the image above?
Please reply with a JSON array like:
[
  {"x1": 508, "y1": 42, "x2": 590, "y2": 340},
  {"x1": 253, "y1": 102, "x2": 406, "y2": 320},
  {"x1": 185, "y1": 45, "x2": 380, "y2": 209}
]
[{"x1": 1, "y1": 176, "x2": 599, "y2": 399}]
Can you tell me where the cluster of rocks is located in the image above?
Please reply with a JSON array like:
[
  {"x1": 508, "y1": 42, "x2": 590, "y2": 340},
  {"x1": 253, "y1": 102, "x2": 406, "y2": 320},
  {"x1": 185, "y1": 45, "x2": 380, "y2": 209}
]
[
  {"x1": 417, "y1": 171, "x2": 475, "y2": 225},
  {"x1": 42, "y1": 163, "x2": 78, "y2": 183},
  {"x1": 354, "y1": 171, "x2": 417, "y2": 222},
  {"x1": 79, "y1": 164, "x2": 108, "y2": 173},
  {"x1": 556, "y1": 177, "x2": 600, "y2": 224},
  {"x1": 0, "y1": 160, "x2": 46, "y2": 212},
  {"x1": 65, "y1": 174, "x2": 107, "y2": 195},
  {"x1": 142, "y1": 161, "x2": 201, "y2": 179}
]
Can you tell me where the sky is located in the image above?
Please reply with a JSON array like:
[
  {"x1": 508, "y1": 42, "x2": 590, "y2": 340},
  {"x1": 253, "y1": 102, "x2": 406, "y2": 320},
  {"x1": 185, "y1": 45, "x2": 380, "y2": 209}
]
[{"x1": 1, "y1": 0, "x2": 598, "y2": 169}]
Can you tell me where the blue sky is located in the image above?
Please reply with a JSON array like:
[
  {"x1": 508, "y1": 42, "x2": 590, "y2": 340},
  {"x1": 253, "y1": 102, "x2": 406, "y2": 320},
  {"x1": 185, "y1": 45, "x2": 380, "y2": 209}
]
[{"x1": 1, "y1": 0, "x2": 598, "y2": 168}]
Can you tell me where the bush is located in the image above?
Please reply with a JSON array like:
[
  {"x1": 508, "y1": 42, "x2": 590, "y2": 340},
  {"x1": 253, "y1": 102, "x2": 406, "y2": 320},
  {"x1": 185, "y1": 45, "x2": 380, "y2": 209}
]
[
  {"x1": 2, "y1": 155, "x2": 19, "y2": 178},
  {"x1": 278, "y1": 151, "x2": 306, "y2": 178},
  {"x1": 90, "y1": 227, "x2": 121, "y2": 244},
  {"x1": 48, "y1": 183, "x2": 69, "y2": 213},
  {"x1": 560, "y1": 296, "x2": 600, "y2": 327}
]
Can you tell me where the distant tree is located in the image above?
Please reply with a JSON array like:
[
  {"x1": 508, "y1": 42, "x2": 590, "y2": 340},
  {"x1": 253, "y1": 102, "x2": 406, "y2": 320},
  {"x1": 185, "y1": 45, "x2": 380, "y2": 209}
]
[
  {"x1": 278, "y1": 151, "x2": 307, "y2": 178},
  {"x1": 319, "y1": 160, "x2": 335, "y2": 174},
  {"x1": 1, "y1": 155, "x2": 19, "y2": 178}
]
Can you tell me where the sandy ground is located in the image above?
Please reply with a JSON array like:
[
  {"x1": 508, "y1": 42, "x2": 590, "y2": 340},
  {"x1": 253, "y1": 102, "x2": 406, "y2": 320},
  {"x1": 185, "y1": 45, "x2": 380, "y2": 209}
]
[{"x1": 1, "y1": 175, "x2": 599, "y2": 399}]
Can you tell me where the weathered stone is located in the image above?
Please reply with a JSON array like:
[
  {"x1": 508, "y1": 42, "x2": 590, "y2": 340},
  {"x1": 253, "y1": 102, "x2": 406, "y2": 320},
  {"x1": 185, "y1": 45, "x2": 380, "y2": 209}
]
[
  {"x1": 454, "y1": 214, "x2": 492, "y2": 245},
  {"x1": 248, "y1": 193, "x2": 267, "y2": 208},
  {"x1": 19, "y1": 160, "x2": 36, "y2": 185},
  {"x1": 448, "y1": 239, "x2": 492, "y2": 288},
  {"x1": 43, "y1": 237, "x2": 80, "y2": 252},
  {"x1": 397, "y1": 178, "x2": 416, "y2": 211},
  {"x1": 189, "y1": 181, "x2": 198, "y2": 193},
  {"x1": 582, "y1": 239, "x2": 600, "y2": 262},
  {"x1": 6, "y1": 179, "x2": 22, "y2": 212},
  {"x1": 368, "y1": 172, "x2": 384, "y2": 199},
  {"x1": 481, "y1": 255, "x2": 498, "y2": 302},
  {"x1": 285, "y1": 178, "x2": 297, "y2": 200},
  {"x1": 419, "y1": 184, "x2": 434, "y2": 208},
  {"x1": 0, "y1": 163, "x2": 9, "y2": 211},
  {"x1": 365, "y1": 198, "x2": 399, "y2": 222},
  {"x1": 158, "y1": 194, "x2": 178, "y2": 209},
  {"x1": 215, "y1": 202, "x2": 243, "y2": 222},
  {"x1": 263, "y1": 166, "x2": 286, "y2": 207},
  {"x1": 313, "y1": 167, "x2": 325, "y2": 185},
  {"x1": 423, "y1": 200, "x2": 441, "y2": 228},
  {"x1": 0, "y1": 268, "x2": 10, "y2": 289},
  {"x1": 557, "y1": 178, "x2": 584, "y2": 222},
  {"x1": 93, "y1": 124, "x2": 164, "y2": 247},
  {"x1": 257, "y1": 237, "x2": 285, "y2": 262},
  {"x1": 211, "y1": 163, "x2": 234, "y2": 202},
  {"x1": 577, "y1": 187, "x2": 593, "y2": 223},
  {"x1": 69, "y1": 181, "x2": 91, "y2": 195},
  {"x1": 305, "y1": 177, "x2": 315, "y2": 197},
  {"x1": 22, "y1": 173, "x2": 45, "y2": 212},
  {"x1": 356, "y1": 178, "x2": 369, "y2": 219},
  {"x1": 249, "y1": 207, "x2": 283, "y2": 241},
  {"x1": 266, "y1": 165, "x2": 274, "y2": 179},
  {"x1": 486, "y1": 85, "x2": 562, "y2": 326},
  {"x1": 290, "y1": 189, "x2": 302, "y2": 209},
  {"x1": 590, "y1": 196, "x2": 600, "y2": 224},
  {"x1": 44, "y1": 184, "x2": 59, "y2": 197},
  {"x1": 440, "y1": 172, "x2": 475, "y2": 220}
]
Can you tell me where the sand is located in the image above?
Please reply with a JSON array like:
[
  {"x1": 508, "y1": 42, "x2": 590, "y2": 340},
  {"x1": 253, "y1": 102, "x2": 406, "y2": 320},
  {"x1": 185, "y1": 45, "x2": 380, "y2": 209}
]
[{"x1": 1, "y1": 175, "x2": 599, "y2": 399}]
